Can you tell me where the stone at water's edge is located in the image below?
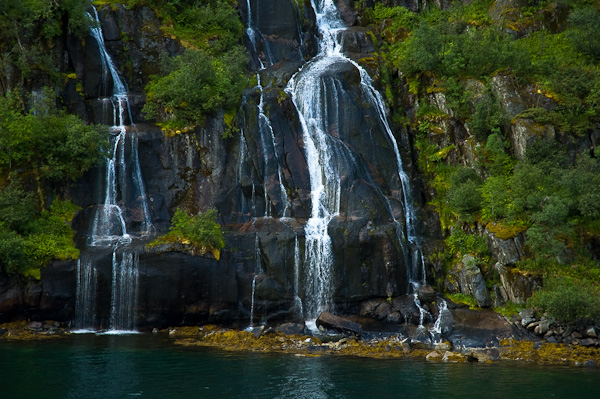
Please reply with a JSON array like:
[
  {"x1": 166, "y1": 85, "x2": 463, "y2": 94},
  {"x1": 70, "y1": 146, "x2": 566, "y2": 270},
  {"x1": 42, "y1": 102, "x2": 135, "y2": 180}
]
[{"x1": 316, "y1": 311, "x2": 362, "y2": 336}]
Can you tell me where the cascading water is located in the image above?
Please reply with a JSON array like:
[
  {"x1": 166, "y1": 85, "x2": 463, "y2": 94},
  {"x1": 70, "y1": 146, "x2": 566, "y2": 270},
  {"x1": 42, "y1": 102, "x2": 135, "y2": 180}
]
[
  {"x1": 74, "y1": 7, "x2": 152, "y2": 332},
  {"x1": 248, "y1": 235, "x2": 265, "y2": 328},
  {"x1": 109, "y1": 252, "x2": 140, "y2": 332},
  {"x1": 286, "y1": 0, "x2": 347, "y2": 322},
  {"x1": 88, "y1": 7, "x2": 153, "y2": 244},
  {"x1": 244, "y1": 1, "x2": 289, "y2": 218},
  {"x1": 287, "y1": 0, "x2": 427, "y2": 323},
  {"x1": 293, "y1": 236, "x2": 304, "y2": 318},
  {"x1": 255, "y1": 74, "x2": 289, "y2": 218},
  {"x1": 74, "y1": 257, "x2": 97, "y2": 332}
]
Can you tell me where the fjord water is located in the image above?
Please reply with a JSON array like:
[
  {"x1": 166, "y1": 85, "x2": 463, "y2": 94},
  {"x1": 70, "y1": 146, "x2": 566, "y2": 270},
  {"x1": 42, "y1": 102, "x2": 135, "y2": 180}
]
[{"x1": 1, "y1": 335, "x2": 599, "y2": 399}]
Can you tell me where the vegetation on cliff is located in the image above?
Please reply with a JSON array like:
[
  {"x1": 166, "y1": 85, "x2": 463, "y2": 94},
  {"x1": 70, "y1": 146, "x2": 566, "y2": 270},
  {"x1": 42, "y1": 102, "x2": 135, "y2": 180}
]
[
  {"x1": 131, "y1": 0, "x2": 248, "y2": 131},
  {"x1": 0, "y1": 89, "x2": 107, "y2": 277},
  {"x1": 362, "y1": 0, "x2": 600, "y2": 323},
  {"x1": 149, "y1": 208, "x2": 225, "y2": 259}
]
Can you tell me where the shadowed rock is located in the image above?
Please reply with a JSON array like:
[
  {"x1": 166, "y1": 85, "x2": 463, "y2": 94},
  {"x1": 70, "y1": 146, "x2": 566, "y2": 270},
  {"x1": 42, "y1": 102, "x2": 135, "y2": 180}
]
[{"x1": 316, "y1": 311, "x2": 362, "y2": 336}]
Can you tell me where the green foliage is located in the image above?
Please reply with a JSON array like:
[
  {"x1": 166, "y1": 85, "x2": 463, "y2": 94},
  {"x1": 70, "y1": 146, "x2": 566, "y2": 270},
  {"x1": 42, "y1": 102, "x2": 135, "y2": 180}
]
[
  {"x1": 447, "y1": 293, "x2": 478, "y2": 309},
  {"x1": 143, "y1": 47, "x2": 247, "y2": 130},
  {"x1": 0, "y1": 192, "x2": 80, "y2": 276},
  {"x1": 140, "y1": 0, "x2": 248, "y2": 131},
  {"x1": 447, "y1": 167, "x2": 482, "y2": 221},
  {"x1": 566, "y1": 6, "x2": 600, "y2": 60},
  {"x1": 445, "y1": 227, "x2": 489, "y2": 260},
  {"x1": 0, "y1": 180, "x2": 35, "y2": 233},
  {"x1": 0, "y1": 0, "x2": 92, "y2": 84},
  {"x1": 528, "y1": 276, "x2": 600, "y2": 322},
  {"x1": 151, "y1": 208, "x2": 225, "y2": 259},
  {"x1": 494, "y1": 301, "x2": 523, "y2": 319},
  {"x1": 0, "y1": 89, "x2": 108, "y2": 182}
]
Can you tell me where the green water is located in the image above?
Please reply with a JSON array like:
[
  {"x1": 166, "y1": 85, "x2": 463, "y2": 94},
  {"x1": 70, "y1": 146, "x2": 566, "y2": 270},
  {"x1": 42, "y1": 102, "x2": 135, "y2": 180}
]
[{"x1": 0, "y1": 334, "x2": 599, "y2": 399}]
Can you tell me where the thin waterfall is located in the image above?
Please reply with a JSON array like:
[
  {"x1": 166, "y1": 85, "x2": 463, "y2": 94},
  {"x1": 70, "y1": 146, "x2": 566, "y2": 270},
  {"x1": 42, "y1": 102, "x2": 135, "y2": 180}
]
[
  {"x1": 74, "y1": 7, "x2": 152, "y2": 332},
  {"x1": 109, "y1": 252, "x2": 139, "y2": 332},
  {"x1": 248, "y1": 235, "x2": 264, "y2": 328},
  {"x1": 244, "y1": 1, "x2": 289, "y2": 218},
  {"x1": 287, "y1": 0, "x2": 425, "y2": 321},
  {"x1": 87, "y1": 7, "x2": 153, "y2": 245},
  {"x1": 293, "y1": 236, "x2": 304, "y2": 318},
  {"x1": 256, "y1": 73, "x2": 289, "y2": 218},
  {"x1": 245, "y1": 0, "x2": 275, "y2": 68},
  {"x1": 74, "y1": 257, "x2": 97, "y2": 331}
]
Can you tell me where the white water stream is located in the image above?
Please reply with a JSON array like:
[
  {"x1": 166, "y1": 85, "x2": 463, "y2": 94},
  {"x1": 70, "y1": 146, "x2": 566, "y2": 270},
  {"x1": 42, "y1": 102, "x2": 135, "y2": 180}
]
[{"x1": 74, "y1": 7, "x2": 152, "y2": 332}]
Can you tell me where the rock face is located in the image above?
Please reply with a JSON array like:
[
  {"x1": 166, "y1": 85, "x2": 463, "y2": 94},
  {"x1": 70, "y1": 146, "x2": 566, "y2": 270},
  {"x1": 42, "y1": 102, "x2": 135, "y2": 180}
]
[
  {"x1": 2, "y1": 0, "x2": 582, "y2": 336},
  {"x1": 446, "y1": 255, "x2": 492, "y2": 308}
]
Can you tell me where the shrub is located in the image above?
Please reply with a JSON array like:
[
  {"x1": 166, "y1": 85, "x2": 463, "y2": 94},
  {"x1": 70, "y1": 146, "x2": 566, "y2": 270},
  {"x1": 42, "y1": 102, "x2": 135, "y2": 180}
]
[
  {"x1": 528, "y1": 277, "x2": 600, "y2": 322},
  {"x1": 151, "y1": 208, "x2": 225, "y2": 259}
]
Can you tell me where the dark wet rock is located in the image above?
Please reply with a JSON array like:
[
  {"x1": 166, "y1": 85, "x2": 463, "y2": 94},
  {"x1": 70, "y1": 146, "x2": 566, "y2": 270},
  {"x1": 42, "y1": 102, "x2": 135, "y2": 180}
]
[
  {"x1": 446, "y1": 308, "x2": 531, "y2": 349},
  {"x1": 334, "y1": 0, "x2": 357, "y2": 25},
  {"x1": 580, "y1": 338, "x2": 596, "y2": 347},
  {"x1": 546, "y1": 336, "x2": 558, "y2": 344},
  {"x1": 25, "y1": 321, "x2": 43, "y2": 330},
  {"x1": 391, "y1": 296, "x2": 422, "y2": 325},
  {"x1": 417, "y1": 285, "x2": 436, "y2": 303},
  {"x1": 274, "y1": 322, "x2": 308, "y2": 336},
  {"x1": 316, "y1": 311, "x2": 362, "y2": 336}
]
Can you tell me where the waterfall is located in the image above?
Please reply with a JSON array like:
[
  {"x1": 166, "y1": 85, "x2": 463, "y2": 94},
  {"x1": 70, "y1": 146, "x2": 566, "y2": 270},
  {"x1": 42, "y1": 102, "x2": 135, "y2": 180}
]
[
  {"x1": 74, "y1": 257, "x2": 97, "y2": 332},
  {"x1": 293, "y1": 236, "x2": 304, "y2": 318},
  {"x1": 245, "y1": 0, "x2": 275, "y2": 68},
  {"x1": 88, "y1": 8, "x2": 153, "y2": 245},
  {"x1": 256, "y1": 73, "x2": 289, "y2": 217},
  {"x1": 248, "y1": 234, "x2": 264, "y2": 328},
  {"x1": 74, "y1": 7, "x2": 152, "y2": 332},
  {"x1": 244, "y1": 1, "x2": 289, "y2": 218},
  {"x1": 287, "y1": 0, "x2": 425, "y2": 321},
  {"x1": 109, "y1": 252, "x2": 139, "y2": 332}
]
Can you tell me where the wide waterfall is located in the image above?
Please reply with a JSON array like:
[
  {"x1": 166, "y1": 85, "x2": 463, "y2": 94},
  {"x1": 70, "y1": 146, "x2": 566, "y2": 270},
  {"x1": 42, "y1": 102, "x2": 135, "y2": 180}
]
[{"x1": 286, "y1": 0, "x2": 424, "y2": 321}]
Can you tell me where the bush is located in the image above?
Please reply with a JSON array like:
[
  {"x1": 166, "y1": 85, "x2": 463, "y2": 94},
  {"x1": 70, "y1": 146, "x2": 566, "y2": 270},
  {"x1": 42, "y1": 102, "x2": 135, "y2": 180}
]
[
  {"x1": 151, "y1": 208, "x2": 225, "y2": 259},
  {"x1": 143, "y1": 47, "x2": 247, "y2": 130},
  {"x1": 0, "y1": 196, "x2": 80, "y2": 276},
  {"x1": 447, "y1": 167, "x2": 482, "y2": 220},
  {"x1": 528, "y1": 277, "x2": 600, "y2": 322}
]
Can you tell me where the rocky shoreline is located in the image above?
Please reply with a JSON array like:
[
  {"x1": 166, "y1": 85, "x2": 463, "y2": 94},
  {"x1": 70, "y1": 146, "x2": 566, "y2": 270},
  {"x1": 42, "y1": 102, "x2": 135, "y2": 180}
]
[{"x1": 3, "y1": 315, "x2": 600, "y2": 368}]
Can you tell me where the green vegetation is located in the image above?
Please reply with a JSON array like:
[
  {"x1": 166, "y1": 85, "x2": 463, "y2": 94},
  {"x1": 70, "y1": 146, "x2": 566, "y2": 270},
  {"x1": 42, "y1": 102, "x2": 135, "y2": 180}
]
[
  {"x1": 0, "y1": 0, "x2": 92, "y2": 88},
  {"x1": 0, "y1": 89, "x2": 107, "y2": 277},
  {"x1": 136, "y1": 0, "x2": 248, "y2": 132},
  {"x1": 447, "y1": 293, "x2": 478, "y2": 309},
  {"x1": 149, "y1": 208, "x2": 225, "y2": 259},
  {"x1": 368, "y1": 0, "x2": 600, "y2": 322},
  {"x1": 528, "y1": 276, "x2": 600, "y2": 322}
]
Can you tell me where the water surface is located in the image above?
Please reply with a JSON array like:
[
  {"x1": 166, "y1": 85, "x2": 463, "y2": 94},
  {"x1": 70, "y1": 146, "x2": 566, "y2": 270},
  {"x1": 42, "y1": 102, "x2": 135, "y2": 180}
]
[{"x1": 1, "y1": 334, "x2": 599, "y2": 398}]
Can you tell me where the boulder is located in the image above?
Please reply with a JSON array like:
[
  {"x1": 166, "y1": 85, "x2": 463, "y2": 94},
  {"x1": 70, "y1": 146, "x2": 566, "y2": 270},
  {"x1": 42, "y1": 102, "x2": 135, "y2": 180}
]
[
  {"x1": 316, "y1": 311, "x2": 362, "y2": 336},
  {"x1": 426, "y1": 351, "x2": 444, "y2": 361},
  {"x1": 417, "y1": 285, "x2": 437, "y2": 303},
  {"x1": 274, "y1": 322, "x2": 308, "y2": 336},
  {"x1": 442, "y1": 351, "x2": 467, "y2": 363}
]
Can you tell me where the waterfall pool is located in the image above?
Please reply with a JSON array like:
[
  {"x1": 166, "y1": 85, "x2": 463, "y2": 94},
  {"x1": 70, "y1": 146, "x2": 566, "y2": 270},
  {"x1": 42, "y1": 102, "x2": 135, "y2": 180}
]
[{"x1": 0, "y1": 334, "x2": 599, "y2": 398}]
